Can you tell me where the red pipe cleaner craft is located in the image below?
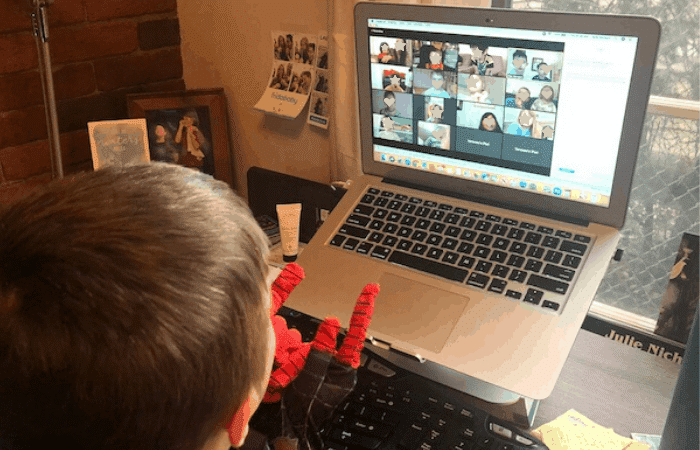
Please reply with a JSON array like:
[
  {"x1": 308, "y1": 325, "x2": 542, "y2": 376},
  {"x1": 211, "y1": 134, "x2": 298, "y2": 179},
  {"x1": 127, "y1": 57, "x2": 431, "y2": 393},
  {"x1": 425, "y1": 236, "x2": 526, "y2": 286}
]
[{"x1": 244, "y1": 263, "x2": 378, "y2": 450}]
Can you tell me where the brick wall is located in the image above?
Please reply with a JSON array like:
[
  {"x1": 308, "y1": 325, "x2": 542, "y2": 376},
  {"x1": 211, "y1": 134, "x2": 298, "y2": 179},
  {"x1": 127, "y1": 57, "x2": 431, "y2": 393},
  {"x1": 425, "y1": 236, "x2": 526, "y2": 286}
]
[{"x1": 0, "y1": 0, "x2": 185, "y2": 203}]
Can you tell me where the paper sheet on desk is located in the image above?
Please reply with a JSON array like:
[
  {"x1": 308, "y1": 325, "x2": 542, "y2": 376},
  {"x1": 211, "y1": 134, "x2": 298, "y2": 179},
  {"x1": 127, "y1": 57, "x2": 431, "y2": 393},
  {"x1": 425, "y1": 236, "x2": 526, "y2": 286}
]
[{"x1": 532, "y1": 409, "x2": 650, "y2": 450}]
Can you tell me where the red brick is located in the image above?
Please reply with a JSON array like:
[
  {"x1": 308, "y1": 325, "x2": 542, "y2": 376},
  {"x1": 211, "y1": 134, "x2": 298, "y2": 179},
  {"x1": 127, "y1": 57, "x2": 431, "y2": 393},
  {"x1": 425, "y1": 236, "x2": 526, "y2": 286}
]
[
  {"x1": 86, "y1": 0, "x2": 177, "y2": 21},
  {"x1": 0, "y1": 106, "x2": 48, "y2": 148},
  {"x1": 53, "y1": 63, "x2": 96, "y2": 101},
  {"x1": 139, "y1": 19, "x2": 180, "y2": 50},
  {"x1": 0, "y1": 71, "x2": 43, "y2": 111},
  {"x1": 51, "y1": 21, "x2": 138, "y2": 65},
  {"x1": 0, "y1": 174, "x2": 52, "y2": 205},
  {"x1": 0, "y1": 34, "x2": 38, "y2": 75},
  {"x1": 57, "y1": 93, "x2": 123, "y2": 134},
  {"x1": 0, "y1": 2, "x2": 34, "y2": 33},
  {"x1": 0, "y1": 0, "x2": 85, "y2": 32},
  {"x1": 48, "y1": 0, "x2": 87, "y2": 26},
  {"x1": 0, "y1": 140, "x2": 52, "y2": 181},
  {"x1": 94, "y1": 48, "x2": 182, "y2": 91}
]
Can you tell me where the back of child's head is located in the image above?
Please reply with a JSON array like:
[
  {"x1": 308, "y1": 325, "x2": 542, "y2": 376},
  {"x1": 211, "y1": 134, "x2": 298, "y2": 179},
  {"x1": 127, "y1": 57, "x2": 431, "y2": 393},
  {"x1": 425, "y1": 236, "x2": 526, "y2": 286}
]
[{"x1": 0, "y1": 163, "x2": 270, "y2": 450}]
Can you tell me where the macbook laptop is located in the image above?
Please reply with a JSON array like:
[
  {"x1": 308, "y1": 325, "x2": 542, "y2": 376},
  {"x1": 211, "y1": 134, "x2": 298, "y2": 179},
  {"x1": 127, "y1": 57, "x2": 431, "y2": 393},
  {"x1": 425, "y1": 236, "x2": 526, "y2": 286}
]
[{"x1": 284, "y1": 3, "x2": 660, "y2": 401}]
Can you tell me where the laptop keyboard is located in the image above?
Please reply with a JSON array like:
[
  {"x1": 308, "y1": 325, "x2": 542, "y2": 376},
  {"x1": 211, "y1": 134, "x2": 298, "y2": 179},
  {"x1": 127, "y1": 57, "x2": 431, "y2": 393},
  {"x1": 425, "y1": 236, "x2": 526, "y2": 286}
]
[
  {"x1": 277, "y1": 307, "x2": 549, "y2": 450},
  {"x1": 328, "y1": 186, "x2": 593, "y2": 314}
]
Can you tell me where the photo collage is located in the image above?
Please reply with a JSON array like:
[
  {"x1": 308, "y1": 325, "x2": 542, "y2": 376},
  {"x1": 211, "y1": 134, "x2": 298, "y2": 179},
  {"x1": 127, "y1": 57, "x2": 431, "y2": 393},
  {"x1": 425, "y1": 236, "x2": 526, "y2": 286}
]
[
  {"x1": 370, "y1": 36, "x2": 564, "y2": 175},
  {"x1": 270, "y1": 33, "x2": 328, "y2": 103}
]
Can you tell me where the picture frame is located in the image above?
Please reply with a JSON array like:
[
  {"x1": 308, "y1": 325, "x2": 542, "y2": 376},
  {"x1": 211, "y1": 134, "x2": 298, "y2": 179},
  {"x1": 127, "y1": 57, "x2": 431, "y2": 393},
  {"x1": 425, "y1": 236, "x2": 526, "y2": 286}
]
[
  {"x1": 127, "y1": 88, "x2": 233, "y2": 185},
  {"x1": 87, "y1": 119, "x2": 150, "y2": 170},
  {"x1": 531, "y1": 57, "x2": 543, "y2": 71}
]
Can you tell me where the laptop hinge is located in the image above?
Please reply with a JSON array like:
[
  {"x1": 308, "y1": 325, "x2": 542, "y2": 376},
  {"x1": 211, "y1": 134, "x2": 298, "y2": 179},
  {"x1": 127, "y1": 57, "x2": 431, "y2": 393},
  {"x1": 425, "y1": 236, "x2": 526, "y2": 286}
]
[
  {"x1": 368, "y1": 336, "x2": 427, "y2": 363},
  {"x1": 382, "y1": 177, "x2": 590, "y2": 227}
]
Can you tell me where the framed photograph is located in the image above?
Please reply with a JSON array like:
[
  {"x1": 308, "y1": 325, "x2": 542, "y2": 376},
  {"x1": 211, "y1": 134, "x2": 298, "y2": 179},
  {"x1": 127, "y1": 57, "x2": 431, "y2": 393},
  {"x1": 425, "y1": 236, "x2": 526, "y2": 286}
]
[
  {"x1": 127, "y1": 88, "x2": 233, "y2": 185},
  {"x1": 531, "y1": 57, "x2": 543, "y2": 71},
  {"x1": 87, "y1": 119, "x2": 150, "y2": 170}
]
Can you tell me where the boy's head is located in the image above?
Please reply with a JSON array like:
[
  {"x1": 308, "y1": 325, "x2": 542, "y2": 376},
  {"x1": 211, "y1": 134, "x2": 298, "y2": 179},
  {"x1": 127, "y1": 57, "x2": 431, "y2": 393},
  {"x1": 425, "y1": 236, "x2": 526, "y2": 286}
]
[
  {"x1": 431, "y1": 71, "x2": 444, "y2": 89},
  {"x1": 0, "y1": 163, "x2": 272, "y2": 450},
  {"x1": 512, "y1": 50, "x2": 527, "y2": 69}
]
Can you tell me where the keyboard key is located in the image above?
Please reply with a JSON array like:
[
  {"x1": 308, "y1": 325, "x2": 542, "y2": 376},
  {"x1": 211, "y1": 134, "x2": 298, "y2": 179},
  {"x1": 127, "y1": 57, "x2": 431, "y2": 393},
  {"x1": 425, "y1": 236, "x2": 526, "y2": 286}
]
[
  {"x1": 526, "y1": 246, "x2": 545, "y2": 259},
  {"x1": 381, "y1": 190, "x2": 395, "y2": 197},
  {"x1": 397, "y1": 239, "x2": 412, "y2": 251},
  {"x1": 524, "y1": 232, "x2": 542, "y2": 245},
  {"x1": 388, "y1": 200, "x2": 402, "y2": 211},
  {"x1": 486, "y1": 214, "x2": 501, "y2": 222},
  {"x1": 520, "y1": 221, "x2": 536, "y2": 230},
  {"x1": 427, "y1": 248, "x2": 443, "y2": 260},
  {"x1": 424, "y1": 201, "x2": 438, "y2": 208},
  {"x1": 354, "y1": 204, "x2": 374, "y2": 215},
  {"x1": 416, "y1": 219, "x2": 431, "y2": 230},
  {"x1": 346, "y1": 214, "x2": 370, "y2": 227},
  {"x1": 444, "y1": 213, "x2": 460, "y2": 224},
  {"x1": 412, "y1": 244, "x2": 428, "y2": 255},
  {"x1": 492, "y1": 264, "x2": 509, "y2": 278},
  {"x1": 489, "y1": 250, "x2": 508, "y2": 263},
  {"x1": 475, "y1": 220, "x2": 492, "y2": 232},
  {"x1": 506, "y1": 255, "x2": 525, "y2": 269},
  {"x1": 537, "y1": 226, "x2": 554, "y2": 235},
  {"x1": 507, "y1": 228, "x2": 525, "y2": 240},
  {"x1": 441, "y1": 238, "x2": 458, "y2": 250},
  {"x1": 416, "y1": 207, "x2": 430, "y2": 217},
  {"x1": 442, "y1": 252, "x2": 459, "y2": 264},
  {"x1": 368, "y1": 232, "x2": 384, "y2": 243},
  {"x1": 466, "y1": 272, "x2": 490, "y2": 288},
  {"x1": 398, "y1": 227, "x2": 413, "y2": 238},
  {"x1": 331, "y1": 429, "x2": 382, "y2": 450},
  {"x1": 510, "y1": 242, "x2": 527, "y2": 254},
  {"x1": 343, "y1": 238, "x2": 360, "y2": 251},
  {"x1": 459, "y1": 216, "x2": 476, "y2": 228},
  {"x1": 458, "y1": 256, "x2": 475, "y2": 269},
  {"x1": 438, "y1": 203, "x2": 453, "y2": 211},
  {"x1": 527, "y1": 274, "x2": 569, "y2": 294},
  {"x1": 383, "y1": 223, "x2": 399, "y2": 234},
  {"x1": 469, "y1": 210, "x2": 485, "y2": 218},
  {"x1": 429, "y1": 210, "x2": 446, "y2": 221},
  {"x1": 457, "y1": 242, "x2": 474, "y2": 254},
  {"x1": 474, "y1": 246, "x2": 491, "y2": 259},
  {"x1": 488, "y1": 278, "x2": 508, "y2": 293},
  {"x1": 562, "y1": 254, "x2": 582, "y2": 268},
  {"x1": 374, "y1": 197, "x2": 389, "y2": 207},
  {"x1": 544, "y1": 250, "x2": 563, "y2": 264},
  {"x1": 508, "y1": 269, "x2": 528, "y2": 283},
  {"x1": 400, "y1": 215, "x2": 417, "y2": 227},
  {"x1": 373, "y1": 209, "x2": 388, "y2": 219},
  {"x1": 574, "y1": 234, "x2": 591, "y2": 243},
  {"x1": 387, "y1": 212, "x2": 402, "y2": 222},
  {"x1": 409, "y1": 196, "x2": 423, "y2": 204},
  {"x1": 444, "y1": 226, "x2": 461, "y2": 238},
  {"x1": 401, "y1": 203, "x2": 417, "y2": 214},
  {"x1": 491, "y1": 224, "x2": 508, "y2": 236},
  {"x1": 543, "y1": 264, "x2": 576, "y2": 281},
  {"x1": 383, "y1": 236, "x2": 398, "y2": 247},
  {"x1": 460, "y1": 230, "x2": 477, "y2": 241},
  {"x1": 476, "y1": 234, "x2": 493, "y2": 246},
  {"x1": 503, "y1": 218, "x2": 518, "y2": 226},
  {"x1": 389, "y1": 251, "x2": 469, "y2": 282},
  {"x1": 357, "y1": 242, "x2": 373, "y2": 255},
  {"x1": 524, "y1": 259, "x2": 543, "y2": 273},
  {"x1": 398, "y1": 424, "x2": 426, "y2": 450},
  {"x1": 542, "y1": 300, "x2": 561, "y2": 311},
  {"x1": 339, "y1": 224, "x2": 370, "y2": 239},
  {"x1": 370, "y1": 246, "x2": 391, "y2": 260},
  {"x1": 555, "y1": 230, "x2": 572, "y2": 238},
  {"x1": 493, "y1": 237, "x2": 510, "y2": 250},
  {"x1": 560, "y1": 240, "x2": 587, "y2": 256},
  {"x1": 454, "y1": 207, "x2": 468, "y2": 215},
  {"x1": 523, "y1": 288, "x2": 544, "y2": 305},
  {"x1": 411, "y1": 230, "x2": 428, "y2": 242},
  {"x1": 475, "y1": 260, "x2": 492, "y2": 273},
  {"x1": 330, "y1": 235, "x2": 346, "y2": 247},
  {"x1": 369, "y1": 220, "x2": 384, "y2": 230},
  {"x1": 542, "y1": 236, "x2": 560, "y2": 249},
  {"x1": 505, "y1": 290, "x2": 522, "y2": 300},
  {"x1": 368, "y1": 187, "x2": 381, "y2": 195},
  {"x1": 426, "y1": 234, "x2": 443, "y2": 246},
  {"x1": 429, "y1": 222, "x2": 446, "y2": 233},
  {"x1": 361, "y1": 194, "x2": 376, "y2": 204}
]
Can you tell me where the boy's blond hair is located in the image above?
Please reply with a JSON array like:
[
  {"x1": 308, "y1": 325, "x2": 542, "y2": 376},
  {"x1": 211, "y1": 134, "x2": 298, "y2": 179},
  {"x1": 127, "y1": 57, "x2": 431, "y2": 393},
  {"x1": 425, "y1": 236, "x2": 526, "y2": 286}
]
[{"x1": 0, "y1": 163, "x2": 270, "y2": 450}]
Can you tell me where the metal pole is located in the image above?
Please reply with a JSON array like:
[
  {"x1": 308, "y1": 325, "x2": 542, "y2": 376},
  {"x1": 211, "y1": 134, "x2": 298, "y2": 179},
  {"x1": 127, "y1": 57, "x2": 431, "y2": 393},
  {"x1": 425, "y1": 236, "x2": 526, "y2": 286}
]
[{"x1": 31, "y1": 0, "x2": 63, "y2": 179}]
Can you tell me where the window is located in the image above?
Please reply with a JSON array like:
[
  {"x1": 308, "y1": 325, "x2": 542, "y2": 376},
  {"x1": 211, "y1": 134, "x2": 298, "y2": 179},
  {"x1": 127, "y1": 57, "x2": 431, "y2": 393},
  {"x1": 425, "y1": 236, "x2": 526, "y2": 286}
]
[{"x1": 512, "y1": 0, "x2": 700, "y2": 330}]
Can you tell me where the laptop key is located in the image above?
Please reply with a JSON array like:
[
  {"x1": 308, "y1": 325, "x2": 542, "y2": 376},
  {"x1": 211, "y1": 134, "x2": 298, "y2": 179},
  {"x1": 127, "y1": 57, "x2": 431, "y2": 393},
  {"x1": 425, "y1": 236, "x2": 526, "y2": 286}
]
[
  {"x1": 411, "y1": 230, "x2": 428, "y2": 242},
  {"x1": 475, "y1": 220, "x2": 492, "y2": 232},
  {"x1": 458, "y1": 256, "x2": 475, "y2": 269},
  {"x1": 444, "y1": 213, "x2": 460, "y2": 224},
  {"x1": 460, "y1": 229, "x2": 477, "y2": 241},
  {"x1": 510, "y1": 242, "x2": 527, "y2": 254},
  {"x1": 389, "y1": 251, "x2": 469, "y2": 282},
  {"x1": 503, "y1": 218, "x2": 518, "y2": 226},
  {"x1": 474, "y1": 246, "x2": 490, "y2": 259},
  {"x1": 388, "y1": 200, "x2": 403, "y2": 211},
  {"x1": 429, "y1": 210, "x2": 446, "y2": 221},
  {"x1": 416, "y1": 219, "x2": 431, "y2": 229},
  {"x1": 562, "y1": 254, "x2": 582, "y2": 268},
  {"x1": 560, "y1": 240, "x2": 587, "y2": 256},
  {"x1": 330, "y1": 234, "x2": 346, "y2": 247},
  {"x1": 457, "y1": 242, "x2": 474, "y2": 254},
  {"x1": 488, "y1": 278, "x2": 507, "y2": 293},
  {"x1": 505, "y1": 290, "x2": 522, "y2": 300},
  {"x1": 486, "y1": 214, "x2": 501, "y2": 222},
  {"x1": 523, "y1": 288, "x2": 544, "y2": 305},
  {"x1": 441, "y1": 238, "x2": 458, "y2": 250},
  {"x1": 469, "y1": 210, "x2": 485, "y2": 218},
  {"x1": 373, "y1": 208, "x2": 388, "y2": 219},
  {"x1": 355, "y1": 204, "x2": 374, "y2": 215},
  {"x1": 409, "y1": 196, "x2": 423, "y2": 204},
  {"x1": 544, "y1": 250, "x2": 563, "y2": 264},
  {"x1": 508, "y1": 269, "x2": 527, "y2": 282},
  {"x1": 383, "y1": 223, "x2": 399, "y2": 234},
  {"x1": 524, "y1": 259, "x2": 543, "y2": 273},
  {"x1": 426, "y1": 235, "x2": 443, "y2": 246},
  {"x1": 453, "y1": 207, "x2": 468, "y2": 215},
  {"x1": 527, "y1": 246, "x2": 545, "y2": 259},
  {"x1": 330, "y1": 429, "x2": 382, "y2": 450},
  {"x1": 492, "y1": 224, "x2": 508, "y2": 236},
  {"x1": 397, "y1": 227, "x2": 413, "y2": 237},
  {"x1": 401, "y1": 203, "x2": 417, "y2": 214},
  {"x1": 476, "y1": 234, "x2": 494, "y2": 246},
  {"x1": 427, "y1": 248, "x2": 443, "y2": 260},
  {"x1": 442, "y1": 251, "x2": 459, "y2": 264},
  {"x1": 492, "y1": 264, "x2": 509, "y2": 278},
  {"x1": 374, "y1": 197, "x2": 389, "y2": 207},
  {"x1": 429, "y1": 222, "x2": 446, "y2": 233},
  {"x1": 475, "y1": 260, "x2": 492, "y2": 273},
  {"x1": 416, "y1": 206, "x2": 431, "y2": 217},
  {"x1": 397, "y1": 239, "x2": 413, "y2": 251},
  {"x1": 537, "y1": 226, "x2": 554, "y2": 235},
  {"x1": 574, "y1": 234, "x2": 591, "y2": 243},
  {"x1": 368, "y1": 232, "x2": 384, "y2": 243},
  {"x1": 466, "y1": 272, "x2": 490, "y2": 288},
  {"x1": 370, "y1": 246, "x2": 391, "y2": 260},
  {"x1": 490, "y1": 250, "x2": 508, "y2": 263},
  {"x1": 347, "y1": 214, "x2": 371, "y2": 227},
  {"x1": 493, "y1": 237, "x2": 510, "y2": 250},
  {"x1": 524, "y1": 231, "x2": 542, "y2": 245},
  {"x1": 527, "y1": 274, "x2": 570, "y2": 294},
  {"x1": 555, "y1": 230, "x2": 572, "y2": 239},
  {"x1": 339, "y1": 224, "x2": 370, "y2": 239},
  {"x1": 543, "y1": 264, "x2": 576, "y2": 281},
  {"x1": 459, "y1": 216, "x2": 476, "y2": 228},
  {"x1": 445, "y1": 226, "x2": 461, "y2": 237},
  {"x1": 395, "y1": 194, "x2": 408, "y2": 201},
  {"x1": 381, "y1": 190, "x2": 395, "y2": 197},
  {"x1": 411, "y1": 244, "x2": 428, "y2": 255},
  {"x1": 424, "y1": 201, "x2": 438, "y2": 207},
  {"x1": 400, "y1": 215, "x2": 417, "y2": 226},
  {"x1": 367, "y1": 187, "x2": 381, "y2": 195},
  {"x1": 542, "y1": 236, "x2": 560, "y2": 249},
  {"x1": 343, "y1": 238, "x2": 360, "y2": 251},
  {"x1": 542, "y1": 300, "x2": 561, "y2": 311},
  {"x1": 506, "y1": 255, "x2": 525, "y2": 268},
  {"x1": 369, "y1": 220, "x2": 384, "y2": 230},
  {"x1": 507, "y1": 228, "x2": 525, "y2": 240},
  {"x1": 520, "y1": 221, "x2": 536, "y2": 230},
  {"x1": 387, "y1": 212, "x2": 402, "y2": 222},
  {"x1": 383, "y1": 236, "x2": 399, "y2": 247},
  {"x1": 438, "y1": 203, "x2": 453, "y2": 211},
  {"x1": 356, "y1": 242, "x2": 373, "y2": 255}
]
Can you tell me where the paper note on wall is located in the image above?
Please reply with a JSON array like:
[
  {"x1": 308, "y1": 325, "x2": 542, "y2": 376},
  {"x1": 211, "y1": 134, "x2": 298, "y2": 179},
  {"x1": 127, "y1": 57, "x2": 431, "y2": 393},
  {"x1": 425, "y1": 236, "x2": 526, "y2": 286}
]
[
  {"x1": 255, "y1": 31, "x2": 319, "y2": 119},
  {"x1": 307, "y1": 34, "x2": 330, "y2": 129}
]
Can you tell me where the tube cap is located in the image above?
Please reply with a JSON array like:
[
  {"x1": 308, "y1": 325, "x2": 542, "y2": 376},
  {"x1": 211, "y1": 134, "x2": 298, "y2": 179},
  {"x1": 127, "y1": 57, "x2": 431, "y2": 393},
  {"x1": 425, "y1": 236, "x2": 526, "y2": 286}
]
[{"x1": 283, "y1": 254, "x2": 297, "y2": 262}]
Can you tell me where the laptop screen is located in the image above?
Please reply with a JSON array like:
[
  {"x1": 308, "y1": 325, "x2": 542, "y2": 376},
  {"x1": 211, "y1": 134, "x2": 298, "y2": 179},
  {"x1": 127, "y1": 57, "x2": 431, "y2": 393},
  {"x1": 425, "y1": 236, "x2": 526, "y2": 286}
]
[{"x1": 364, "y1": 18, "x2": 639, "y2": 209}]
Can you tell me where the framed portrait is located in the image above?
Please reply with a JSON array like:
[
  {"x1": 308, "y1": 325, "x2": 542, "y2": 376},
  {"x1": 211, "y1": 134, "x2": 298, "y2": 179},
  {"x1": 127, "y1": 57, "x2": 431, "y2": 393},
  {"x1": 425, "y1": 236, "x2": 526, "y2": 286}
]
[
  {"x1": 531, "y1": 57, "x2": 543, "y2": 71},
  {"x1": 87, "y1": 119, "x2": 150, "y2": 170},
  {"x1": 127, "y1": 88, "x2": 233, "y2": 185}
]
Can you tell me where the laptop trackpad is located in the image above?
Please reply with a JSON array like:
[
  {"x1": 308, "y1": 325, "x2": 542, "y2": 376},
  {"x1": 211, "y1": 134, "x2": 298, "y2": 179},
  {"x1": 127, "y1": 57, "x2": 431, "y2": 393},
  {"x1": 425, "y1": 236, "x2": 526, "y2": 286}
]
[{"x1": 372, "y1": 272, "x2": 470, "y2": 354}]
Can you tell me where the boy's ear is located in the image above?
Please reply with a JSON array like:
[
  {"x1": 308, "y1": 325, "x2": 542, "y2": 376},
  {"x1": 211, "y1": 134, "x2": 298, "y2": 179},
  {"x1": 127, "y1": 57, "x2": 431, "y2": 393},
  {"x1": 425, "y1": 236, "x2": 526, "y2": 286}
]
[{"x1": 227, "y1": 397, "x2": 252, "y2": 448}]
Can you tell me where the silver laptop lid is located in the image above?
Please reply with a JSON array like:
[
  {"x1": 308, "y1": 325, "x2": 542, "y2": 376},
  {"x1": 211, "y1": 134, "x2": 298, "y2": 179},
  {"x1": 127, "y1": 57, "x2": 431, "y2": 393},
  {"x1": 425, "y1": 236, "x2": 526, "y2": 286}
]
[{"x1": 355, "y1": 3, "x2": 660, "y2": 229}]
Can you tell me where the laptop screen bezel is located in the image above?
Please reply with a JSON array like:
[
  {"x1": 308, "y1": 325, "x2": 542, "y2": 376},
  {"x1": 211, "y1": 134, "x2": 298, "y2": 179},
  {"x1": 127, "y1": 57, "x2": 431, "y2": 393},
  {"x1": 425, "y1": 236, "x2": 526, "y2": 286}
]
[{"x1": 354, "y1": 3, "x2": 661, "y2": 229}]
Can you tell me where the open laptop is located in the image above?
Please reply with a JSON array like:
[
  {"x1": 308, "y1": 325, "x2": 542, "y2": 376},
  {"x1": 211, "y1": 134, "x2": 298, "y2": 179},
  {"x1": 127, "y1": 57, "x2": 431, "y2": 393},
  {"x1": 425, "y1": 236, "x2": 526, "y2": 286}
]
[{"x1": 284, "y1": 3, "x2": 660, "y2": 401}]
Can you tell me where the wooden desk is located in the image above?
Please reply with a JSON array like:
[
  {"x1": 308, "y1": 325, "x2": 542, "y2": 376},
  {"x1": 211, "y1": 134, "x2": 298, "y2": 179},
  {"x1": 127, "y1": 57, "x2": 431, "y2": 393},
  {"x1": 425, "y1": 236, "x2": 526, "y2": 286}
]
[{"x1": 533, "y1": 329, "x2": 680, "y2": 437}]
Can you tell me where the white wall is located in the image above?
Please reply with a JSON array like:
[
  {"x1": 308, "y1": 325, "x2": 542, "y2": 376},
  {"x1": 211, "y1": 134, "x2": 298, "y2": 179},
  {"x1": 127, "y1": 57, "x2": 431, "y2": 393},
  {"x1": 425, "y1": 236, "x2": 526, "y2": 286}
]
[{"x1": 178, "y1": 0, "x2": 333, "y2": 199}]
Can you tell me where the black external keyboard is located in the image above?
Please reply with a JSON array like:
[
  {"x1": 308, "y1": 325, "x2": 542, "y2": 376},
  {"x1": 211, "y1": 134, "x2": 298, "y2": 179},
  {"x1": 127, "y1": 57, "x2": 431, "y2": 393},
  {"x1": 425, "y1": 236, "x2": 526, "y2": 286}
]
[
  {"x1": 278, "y1": 307, "x2": 549, "y2": 450},
  {"x1": 328, "y1": 186, "x2": 593, "y2": 315}
]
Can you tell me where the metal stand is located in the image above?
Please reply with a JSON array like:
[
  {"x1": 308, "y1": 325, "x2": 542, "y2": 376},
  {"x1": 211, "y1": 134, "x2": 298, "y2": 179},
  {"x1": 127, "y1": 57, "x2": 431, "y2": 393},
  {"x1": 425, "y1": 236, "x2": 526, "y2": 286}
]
[{"x1": 30, "y1": 0, "x2": 63, "y2": 179}]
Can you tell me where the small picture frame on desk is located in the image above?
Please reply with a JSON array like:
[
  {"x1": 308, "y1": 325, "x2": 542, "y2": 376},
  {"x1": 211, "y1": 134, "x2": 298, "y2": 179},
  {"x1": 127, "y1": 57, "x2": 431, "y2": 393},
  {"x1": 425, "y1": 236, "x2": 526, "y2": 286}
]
[
  {"x1": 87, "y1": 119, "x2": 150, "y2": 170},
  {"x1": 127, "y1": 89, "x2": 233, "y2": 185}
]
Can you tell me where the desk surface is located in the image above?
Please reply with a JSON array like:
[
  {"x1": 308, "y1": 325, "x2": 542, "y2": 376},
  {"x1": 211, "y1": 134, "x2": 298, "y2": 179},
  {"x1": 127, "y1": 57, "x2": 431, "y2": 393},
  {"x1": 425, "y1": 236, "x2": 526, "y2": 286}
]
[{"x1": 533, "y1": 328, "x2": 680, "y2": 437}]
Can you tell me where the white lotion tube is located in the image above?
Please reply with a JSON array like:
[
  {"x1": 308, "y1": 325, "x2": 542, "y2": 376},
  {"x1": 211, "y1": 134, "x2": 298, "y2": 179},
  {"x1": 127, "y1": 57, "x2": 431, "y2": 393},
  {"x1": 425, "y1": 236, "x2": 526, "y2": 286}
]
[{"x1": 276, "y1": 203, "x2": 302, "y2": 262}]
